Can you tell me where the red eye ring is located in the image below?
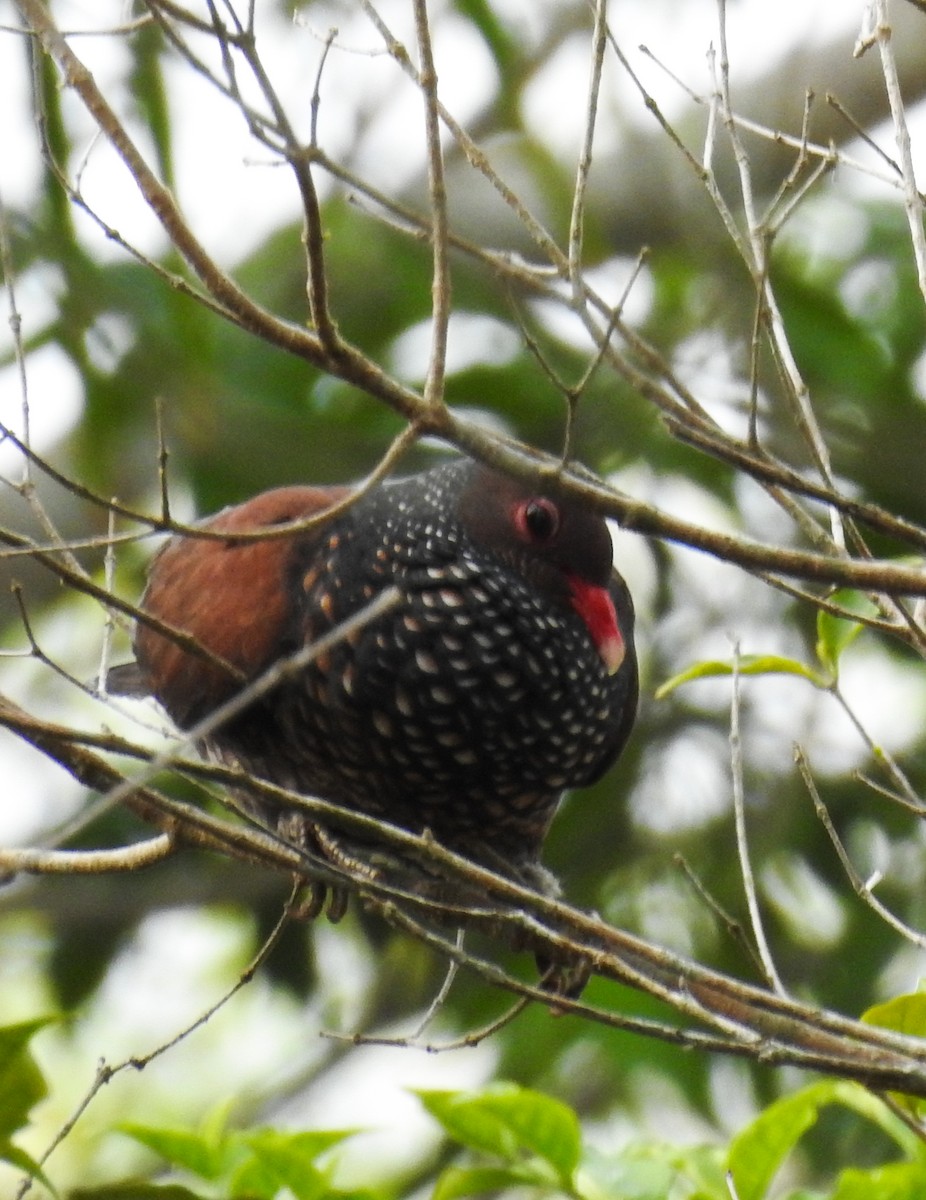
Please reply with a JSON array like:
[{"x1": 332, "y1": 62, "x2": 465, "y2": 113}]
[{"x1": 516, "y1": 497, "x2": 560, "y2": 543}]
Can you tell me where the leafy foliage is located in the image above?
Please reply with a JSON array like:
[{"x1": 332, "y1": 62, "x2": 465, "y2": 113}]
[
  {"x1": 12, "y1": 1072, "x2": 925, "y2": 1200},
  {"x1": 0, "y1": 1020, "x2": 54, "y2": 1190},
  {"x1": 4, "y1": 0, "x2": 926, "y2": 1197}
]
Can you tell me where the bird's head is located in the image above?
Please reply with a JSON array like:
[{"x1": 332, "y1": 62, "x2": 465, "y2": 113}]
[{"x1": 456, "y1": 462, "x2": 628, "y2": 675}]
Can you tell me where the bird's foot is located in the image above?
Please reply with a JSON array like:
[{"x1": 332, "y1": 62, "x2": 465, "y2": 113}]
[
  {"x1": 276, "y1": 813, "x2": 356, "y2": 923},
  {"x1": 535, "y1": 948, "x2": 591, "y2": 1002}
]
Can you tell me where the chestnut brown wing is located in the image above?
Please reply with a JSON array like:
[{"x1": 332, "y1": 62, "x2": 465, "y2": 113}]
[{"x1": 134, "y1": 485, "x2": 350, "y2": 728}]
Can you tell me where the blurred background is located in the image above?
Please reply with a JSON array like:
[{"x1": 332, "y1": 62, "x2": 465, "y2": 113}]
[{"x1": 3, "y1": 0, "x2": 926, "y2": 1193}]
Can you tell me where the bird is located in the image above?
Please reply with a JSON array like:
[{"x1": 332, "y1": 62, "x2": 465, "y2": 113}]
[{"x1": 113, "y1": 457, "x2": 638, "y2": 899}]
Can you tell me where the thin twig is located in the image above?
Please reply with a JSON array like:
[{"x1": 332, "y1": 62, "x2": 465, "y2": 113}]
[
  {"x1": 96, "y1": 507, "x2": 121, "y2": 688},
  {"x1": 568, "y1": 0, "x2": 609, "y2": 292},
  {"x1": 8, "y1": 687, "x2": 926, "y2": 1094},
  {"x1": 674, "y1": 853, "x2": 769, "y2": 980},
  {"x1": 797, "y1": 748, "x2": 926, "y2": 948},
  {"x1": 831, "y1": 685, "x2": 924, "y2": 809},
  {"x1": 411, "y1": 926, "x2": 463, "y2": 1036},
  {"x1": 872, "y1": 0, "x2": 926, "y2": 305},
  {"x1": 358, "y1": 0, "x2": 566, "y2": 272},
  {"x1": 309, "y1": 27, "x2": 337, "y2": 148},
  {"x1": 413, "y1": 0, "x2": 451, "y2": 407},
  {"x1": 714, "y1": 0, "x2": 840, "y2": 523},
  {"x1": 826, "y1": 91, "x2": 903, "y2": 177},
  {"x1": 729, "y1": 644, "x2": 787, "y2": 995},
  {"x1": 0, "y1": 186, "x2": 31, "y2": 488},
  {"x1": 16, "y1": 882, "x2": 301, "y2": 1199},
  {"x1": 0, "y1": 836, "x2": 176, "y2": 876}
]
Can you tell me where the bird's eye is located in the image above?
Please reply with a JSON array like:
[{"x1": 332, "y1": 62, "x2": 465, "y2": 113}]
[{"x1": 516, "y1": 498, "x2": 560, "y2": 543}]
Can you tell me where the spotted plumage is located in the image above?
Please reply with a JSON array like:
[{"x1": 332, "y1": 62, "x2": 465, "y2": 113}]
[{"x1": 118, "y1": 458, "x2": 638, "y2": 879}]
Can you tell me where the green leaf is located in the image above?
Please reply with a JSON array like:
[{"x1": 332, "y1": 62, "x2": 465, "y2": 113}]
[
  {"x1": 580, "y1": 1142, "x2": 678, "y2": 1200},
  {"x1": 727, "y1": 1090, "x2": 819, "y2": 1200},
  {"x1": 418, "y1": 1084, "x2": 581, "y2": 1186},
  {"x1": 119, "y1": 1125, "x2": 225, "y2": 1181},
  {"x1": 822, "y1": 1082, "x2": 924, "y2": 1158},
  {"x1": 0, "y1": 1138, "x2": 56, "y2": 1195},
  {"x1": 245, "y1": 1129, "x2": 352, "y2": 1160},
  {"x1": 655, "y1": 654, "x2": 828, "y2": 700},
  {"x1": 234, "y1": 1129, "x2": 351, "y2": 1200},
  {"x1": 862, "y1": 992, "x2": 926, "y2": 1040},
  {"x1": 432, "y1": 1165, "x2": 533, "y2": 1200},
  {"x1": 418, "y1": 1088, "x2": 518, "y2": 1161},
  {"x1": 833, "y1": 1161, "x2": 926, "y2": 1200},
  {"x1": 120, "y1": 1122, "x2": 352, "y2": 1199},
  {"x1": 664, "y1": 1142, "x2": 730, "y2": 1199},
  {"x1": 70, "y1": 1186, "x2": 208, "y2": 1199},
  {"x1": 230, "y1": 1154, "x2": 326, "y2": 1200},
  {"x1": 815, "y1": 589, "x2": 880, "y2": 678},
  {"x1": 728, "y1": 1081, "x2": 919, "y2": 1200},
  {"x1": 860, "y1": 993, "x2": 926, "y2": 1114},
  {"x1": 480, "y1": 1087, "x2": 581, "y2": 1183},
  {"x1": 0, "y1": 1018, "x2": 53, "y2": 1137}
]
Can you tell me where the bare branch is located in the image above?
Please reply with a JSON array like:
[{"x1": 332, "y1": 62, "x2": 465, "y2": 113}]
[
  {"x1": 872, "y1": 0, "x2": 926, "y2": 304},
  {"x1": 413, "y1": 0, "x2": 451, "y2": 407},
  {"x1": 730, "y1": 646, "x2": 786, "y2": 995},
  {"x1": 568, "y1": 0, "x2": 609, "y2": 291},
  {"x1": 0, "y1": 836, "x2": 176, "y2": 876},
  {"x1": 798, "y1": 748, "x2": 926, "y2": 948},
  {"x1": 17, "y1": 881, "x2": 301, "y2": 1197}
]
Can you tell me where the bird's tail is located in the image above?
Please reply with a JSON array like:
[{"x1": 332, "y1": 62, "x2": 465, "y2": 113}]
[{"x1": 104, "y1": 661, "x2": 150, "y2": 698}]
